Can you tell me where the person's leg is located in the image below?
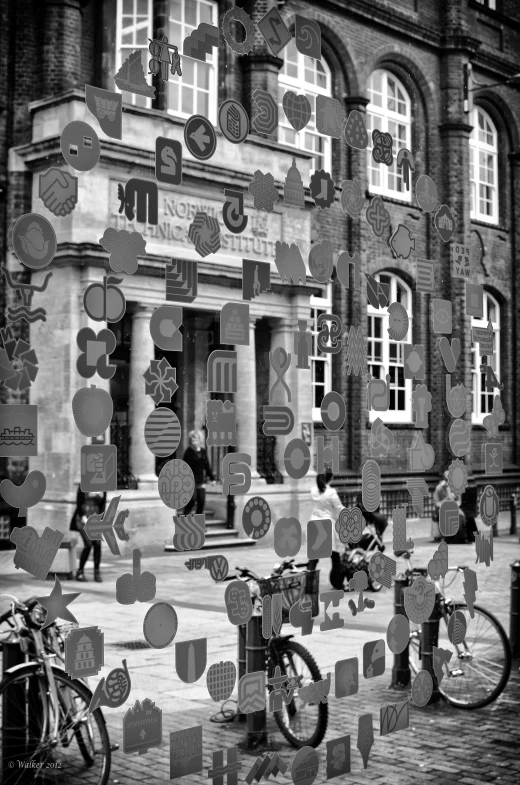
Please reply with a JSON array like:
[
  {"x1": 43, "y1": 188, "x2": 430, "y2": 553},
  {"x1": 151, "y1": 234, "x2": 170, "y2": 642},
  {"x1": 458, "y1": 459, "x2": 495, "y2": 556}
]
[
  {"x1": 329, "y1": 550, "x2": 344, "y2": 590},
  {"x1": 77, "y1": 528, "x2": 91, "y2": 579},
  {"x1": 183, "y1": 491, "x2": 196, "y2": 516},
  {"x1": 93, "y1": 541, "x2": 102, "y2": 581},
  {"x1": 195, "y1": 487, "x2": 206, "y2": 514}
]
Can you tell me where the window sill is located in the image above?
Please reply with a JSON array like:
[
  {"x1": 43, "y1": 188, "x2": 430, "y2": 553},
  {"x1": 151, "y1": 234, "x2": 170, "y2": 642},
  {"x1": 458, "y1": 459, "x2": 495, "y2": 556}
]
[
  {"x1": 367, "y1": 190, "x2": 415, "y2": 209},
  {"x1": 366, "y1": 420, "x2": 414, "y2": 428},
  {"x1": 470, "y1": 217, "x2": 507, "y2": 233}
]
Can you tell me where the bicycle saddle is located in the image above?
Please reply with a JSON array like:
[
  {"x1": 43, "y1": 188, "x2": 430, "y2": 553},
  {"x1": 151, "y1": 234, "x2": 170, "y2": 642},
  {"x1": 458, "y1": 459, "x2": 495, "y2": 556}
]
[{"x1": 394, "y1": 549, "x2": 412, "y2": 559}]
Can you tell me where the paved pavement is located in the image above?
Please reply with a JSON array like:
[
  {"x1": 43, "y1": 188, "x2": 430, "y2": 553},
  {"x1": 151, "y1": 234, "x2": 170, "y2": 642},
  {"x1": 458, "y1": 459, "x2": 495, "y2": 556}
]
[{"x1": 1, "y1": 514, "x2": 519, "y2": 783}]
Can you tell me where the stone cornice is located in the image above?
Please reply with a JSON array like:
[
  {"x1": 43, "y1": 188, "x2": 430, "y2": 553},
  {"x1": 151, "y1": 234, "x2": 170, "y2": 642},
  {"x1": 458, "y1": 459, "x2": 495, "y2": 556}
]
[{"x1": 438, "y1": 121, "x2": 474, "y2": 135}]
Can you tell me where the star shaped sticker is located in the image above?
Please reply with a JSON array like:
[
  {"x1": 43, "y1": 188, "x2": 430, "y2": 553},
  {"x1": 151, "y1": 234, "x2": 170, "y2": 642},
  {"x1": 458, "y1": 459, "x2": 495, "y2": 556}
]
[
  {"x1": 35, "y1": 576, "x2": 81, "y2": 629},
  {"x1": 286, "y1": 674, "x2": 303, "y2": 691}
]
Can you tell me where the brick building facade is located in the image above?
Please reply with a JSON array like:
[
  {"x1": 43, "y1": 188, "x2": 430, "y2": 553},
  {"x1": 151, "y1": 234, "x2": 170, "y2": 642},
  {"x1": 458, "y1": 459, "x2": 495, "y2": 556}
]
[{"x1": 1, "y1": 0, "x2": 519, "y2": 547}]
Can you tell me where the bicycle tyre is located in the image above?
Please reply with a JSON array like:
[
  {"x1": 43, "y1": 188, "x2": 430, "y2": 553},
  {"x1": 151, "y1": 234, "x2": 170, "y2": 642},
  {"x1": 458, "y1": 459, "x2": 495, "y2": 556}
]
[
  {"x1": 0, "y1": 663, "x2": 111, "y2": 785},
  {"x1": 269, "y1": 640, "x2": 328, "y2": 748},
  {"x1": 408, "y1": 602, "x2": 511, "y2": 709}
]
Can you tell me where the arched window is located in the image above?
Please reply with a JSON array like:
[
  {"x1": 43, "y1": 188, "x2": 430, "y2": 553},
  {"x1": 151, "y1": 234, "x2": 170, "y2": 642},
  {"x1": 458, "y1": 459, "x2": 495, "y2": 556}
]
[
  {"x1": 366, "y1": 70, "x2": 412, "y2": 201},
  {"x1": 310, "y1": 286, "x2": 332, "y2": 422},
  {"x1": 367, "y1": 273, "x2": 413, "y2": 423},
  {"x1": 469, "y1": 107, "x2": 499, "y2": 224},
  {"x1": 278, "y1": 40, "x2": 332, "y2": 172},
  {"x1": 471, "y1": 292, "x2": 501, "y2": 424},
  {"x1": 116, "y1": 0, "x2": 218, "y2": 122}
]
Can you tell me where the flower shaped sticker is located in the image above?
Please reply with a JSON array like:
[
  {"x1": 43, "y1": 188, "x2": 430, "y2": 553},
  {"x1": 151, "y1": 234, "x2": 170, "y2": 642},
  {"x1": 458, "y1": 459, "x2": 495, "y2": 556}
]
[
  {"x1": 366, "y1": 196, "x2": 390, "y2": 238},
  {"x1": 99, "y1": 228, "x2": 146, "y2": 275},
  {"x1": 143, "y1": 357, "x2": 178, "y2": 405}
]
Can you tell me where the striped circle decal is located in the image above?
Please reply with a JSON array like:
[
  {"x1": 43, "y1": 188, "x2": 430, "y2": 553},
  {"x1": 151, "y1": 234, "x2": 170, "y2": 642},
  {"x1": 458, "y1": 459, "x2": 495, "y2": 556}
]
[{"x1": 144, "y1": 407, "x2": 181, "y2": 457}]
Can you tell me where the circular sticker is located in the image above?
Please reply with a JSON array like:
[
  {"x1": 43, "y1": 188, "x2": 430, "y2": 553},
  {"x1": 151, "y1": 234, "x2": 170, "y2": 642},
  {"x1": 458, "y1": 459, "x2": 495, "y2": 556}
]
[
  {"x1": 242, "y1": 496, "x2": 272, "y2": 540},
  {"x1": 61, "y1": 120, "x2": 100, "y2": 172},
  {"x1": 143, "y1": 602, "x2": 178, "y2": 649},
  {"x1": 218, "y1": 100, "x2": 249, "y2": 144},
  {"x1": 12, "y1": 213, "x2": 57, "y2": 270},
  {"x1": 284, "y1": 438, "x2": 311, "y2": 480},
  {"x1": 184, "y1": 114, "x2": 217, "y2": 161},
  {"x1": 386, "y1": 614, "x2": 410, "y2": 654},
  {"x1": 150, "y1": 305, "x2": 182, "y2": 351},
  {"x1": 448, "y1": 609, "x2": 467, "y2": 645},
  {"x1": 158, "y1": 459, "x2": 195, "y2": 509},
  {"x1": 144, "y1": 408, "x2": 181, "y2": 457},
  {"x1": 415, "y1": 174, "x2": 438, "y2": 213},
  {"x1": 291, "y1": 746, "x2": 319, "y2": 785},
  {"x1": 320, "y1": 391, "x2": 346, "y2": 431},
  {"x1": 411, "y1": 670, "x2": 433, "y2": 707},
  {"x1": 387, "y1": 302, "x2": 409, "y2": 342}
]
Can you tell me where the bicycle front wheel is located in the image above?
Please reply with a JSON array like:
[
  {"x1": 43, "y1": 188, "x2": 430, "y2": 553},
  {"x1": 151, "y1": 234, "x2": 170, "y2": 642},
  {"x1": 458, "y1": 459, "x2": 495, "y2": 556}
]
[
  {"x1": 409, "y1": 603, "x2": 511, "y2": 709},
  {"x1": 0, "y1": 663, "x2": 111, "y2": 784},
  {"x1": 269, "y1": 639, "x2": 328, "y2": 748}
]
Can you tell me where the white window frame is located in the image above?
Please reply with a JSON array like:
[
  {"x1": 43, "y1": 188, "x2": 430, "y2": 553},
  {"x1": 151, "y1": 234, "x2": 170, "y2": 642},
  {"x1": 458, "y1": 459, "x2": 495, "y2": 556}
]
[
  {"x1": 475, "y1": 0, "x2": 497, "y2": 9},
  {"x1": 310, "y1": 286, "x2": 333, "y2": 422},
  {"x1": 367, "y1": 273, "x2": 413, "y2": 424},
  {"x1": 471, "y1": 292, "x2": 501, "y2": 424},
  {"x1": 366, "y1": 70, "x2": 412, "y2": 202},
  {"x1": 116, "y1": 0, "x2": 154, "y2": 109},
  {"x1": 167, "y1": 0, "x2": 218, "y2": 124},
  {"x1": 278, "y1": 41, "x2": 332, "y2": 173},
  {"x1": 470, "y1": 106, "x2": 499, "y2": 225}
]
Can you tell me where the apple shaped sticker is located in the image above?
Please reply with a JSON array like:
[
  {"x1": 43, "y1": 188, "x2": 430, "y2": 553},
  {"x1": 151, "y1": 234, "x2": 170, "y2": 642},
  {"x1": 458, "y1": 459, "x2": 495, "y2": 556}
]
[
  {"x1": 83, "y1": 275, "x2": 126, "y2": 323},
  {"x1": 72, "y1": 384, "x2": 113, "y2": 437}
]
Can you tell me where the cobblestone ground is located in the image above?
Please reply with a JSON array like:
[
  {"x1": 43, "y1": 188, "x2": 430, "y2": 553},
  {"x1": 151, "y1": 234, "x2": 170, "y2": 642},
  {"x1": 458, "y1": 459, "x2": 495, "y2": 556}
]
[{"x1": 1, "y1": 515, "x2": 519, "y2": 783}]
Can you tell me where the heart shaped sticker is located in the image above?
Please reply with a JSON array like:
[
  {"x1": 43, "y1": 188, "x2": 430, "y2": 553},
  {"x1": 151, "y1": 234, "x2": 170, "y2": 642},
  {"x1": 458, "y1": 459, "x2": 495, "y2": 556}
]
[{"x1": 282, "y1": 91, "x2": 312, "y2": 132}]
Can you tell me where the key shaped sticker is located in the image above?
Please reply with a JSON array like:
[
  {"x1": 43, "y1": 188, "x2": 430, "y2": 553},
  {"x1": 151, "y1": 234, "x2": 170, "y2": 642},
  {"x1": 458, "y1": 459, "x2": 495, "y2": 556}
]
[{"x1": 116, "y1": 549, "x2": 156, "y2": 605}]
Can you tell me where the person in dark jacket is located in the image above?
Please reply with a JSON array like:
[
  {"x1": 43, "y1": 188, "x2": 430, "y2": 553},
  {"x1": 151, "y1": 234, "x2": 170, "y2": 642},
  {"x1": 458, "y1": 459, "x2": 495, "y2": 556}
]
[
  {"x1": 70, "y1": 486, "x2": 106, "y2": 582},
  {"x1": 182, "y1": 430, "x2": 215, "y2": 515}
]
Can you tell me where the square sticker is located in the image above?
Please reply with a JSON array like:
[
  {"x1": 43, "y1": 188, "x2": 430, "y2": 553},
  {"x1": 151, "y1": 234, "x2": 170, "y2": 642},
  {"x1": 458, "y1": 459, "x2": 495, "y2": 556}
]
[
  {"x1": 80, "y1": 444, "x2": 117, "y2": 492},
  {"x1": 0, "y1": 404, "x2": 37, "y2": 457},
  {"x1": 335, "y1": 657, "x2": 358, "y2": 698},
  {"x1": 450, "y1": 242, "x2": 471, "y2": 279},
  {"x1": 307, "y1": 519, "x2": 332, "y2": 560},
  {"x1": 465, "y1": 282, "x2": 484, "y2": 318}
]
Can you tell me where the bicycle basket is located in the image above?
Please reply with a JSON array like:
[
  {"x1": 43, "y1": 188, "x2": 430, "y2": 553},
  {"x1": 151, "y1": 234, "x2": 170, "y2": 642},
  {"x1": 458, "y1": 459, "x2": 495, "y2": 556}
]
[{"x1": 256, "y1": 570, "x2": 320, "y2": 623}]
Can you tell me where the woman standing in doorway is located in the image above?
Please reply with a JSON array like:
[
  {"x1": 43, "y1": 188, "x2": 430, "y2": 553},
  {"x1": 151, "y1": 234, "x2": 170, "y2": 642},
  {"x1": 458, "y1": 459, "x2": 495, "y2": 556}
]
[
  {"x1": 70, "y1": 486, "x2": 106, "y2": 582},
  {"x1": 182, "y1": 430, "x2": 216, "y2": 515}
]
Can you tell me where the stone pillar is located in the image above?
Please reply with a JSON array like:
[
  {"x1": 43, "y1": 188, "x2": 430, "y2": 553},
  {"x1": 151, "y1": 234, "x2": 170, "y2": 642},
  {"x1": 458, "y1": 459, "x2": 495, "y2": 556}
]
[
  {"x1": 43, "y1": 0, "x2": 83, "y2": 96},
  {"x1": 510, "y1": 151, "x2": 520, "y2": 465},
  {"x1": 437, "y1": 11, "x2": 479, "y2": 473},
  {"x1": 129, "y1": 305, "x2": 157, "y2": 489},
  {"x1": 341, "y1": 96, "x2": 369, "y2": 471},
  {"x1": 241, "y1": 1, "x2": 283, "y2": 141},
  {"x1": 235, "y1": 317, "x2": 260, "y2": 478}
]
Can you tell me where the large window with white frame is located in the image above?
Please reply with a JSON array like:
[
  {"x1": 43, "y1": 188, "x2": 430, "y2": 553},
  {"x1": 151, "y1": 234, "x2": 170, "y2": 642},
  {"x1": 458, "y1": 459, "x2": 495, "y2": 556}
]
[
  {"x1": 366, "y1": 70, "x2": 412, "y2": 201},
  {"x1": 167, "y1": 0, "x2": 218, "y2": 123},
  {"x1": 278, "y1": 40, "x2": 332, "y2": 172},
  {"x1": 116, "y1": 0, "x2": 218, "y2": 121},
  {"x1": 471, "y1": 292, "x2": 501, "y2": 424},
  {"x1": 310, "y1": 288, "x2": 332, "y2": 422},
  {"x1": 116, "y1": 0, "x2": 153, "y2": 108},
  {"x1": 469, "y1": 107, "x2": 499, "y2": 224},
  {"x1": 367, "y1": 273, "x2": 413, "y2": 423}
]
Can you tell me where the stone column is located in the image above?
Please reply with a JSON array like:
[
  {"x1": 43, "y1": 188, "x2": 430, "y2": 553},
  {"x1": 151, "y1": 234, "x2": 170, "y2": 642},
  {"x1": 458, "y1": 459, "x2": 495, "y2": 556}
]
[
  {"x1": 43, "y1": 0, "x2": 83, "y2": 96},
  {"x1": 235, "y1": 317, "x2": 260, "y2": 478},
  {"x1": 129, "y1": 305, "x2": 157, "y2": 489}
]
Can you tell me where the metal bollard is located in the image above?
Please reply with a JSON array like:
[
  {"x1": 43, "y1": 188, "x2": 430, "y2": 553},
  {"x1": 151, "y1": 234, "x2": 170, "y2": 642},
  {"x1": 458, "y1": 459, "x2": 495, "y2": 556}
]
[
  {"x1": 420, "y1": 599, "x2": 442, "y2": 703},
  {"x1": 245, "y1": 615, "x2": 267, "y2": 748},
  {"x1": 237, "y1": 624, "x2": 247, "y2": 723},
  {"x1": 2, "y1": 641, "x2": 27, "y2": 781},
  {"x1": 509, "y1": 561, "x2": 520, "y2": 658},
  {"x1": 390, "y1": 574, "x2": 411, "y2": 688},
  {"x1": 510, "y1": 494, "x2": 517, "y2": 536}
]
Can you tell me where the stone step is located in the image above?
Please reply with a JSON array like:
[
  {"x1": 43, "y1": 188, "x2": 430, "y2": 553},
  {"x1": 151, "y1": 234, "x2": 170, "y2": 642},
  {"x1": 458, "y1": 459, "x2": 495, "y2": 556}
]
[
  {"x1": 164, "y1": 537, "x2": 257, "y2": 552},
  {"x1": 205, "y1": 518, "x2": 228, "y2": 529},
  {"x1": 205, "y1": 526, "x2": 238, "y2": 539}
]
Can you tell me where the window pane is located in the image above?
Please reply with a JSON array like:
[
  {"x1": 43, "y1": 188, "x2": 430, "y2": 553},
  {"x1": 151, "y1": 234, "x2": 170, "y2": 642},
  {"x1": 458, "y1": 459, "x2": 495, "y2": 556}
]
[
  {"x1": 183, "y1": 57, "x2": 194, "y2": 85},
  {"x1": 182, "y1": 86, "x2": 193, "y2": 114},
  {"x1": 185, "y1": 0, "x2": 197, "y2": 26},
  {"x1": 200, "y1": 2, "x2": 212, "y2": 23},
  {"x1": 197, "y1": 62, "x2": 209, "y2": 89},
  {"x1": 197, "y1": 90, "x2": 208, "y2": 116},
  {"x1": 137, "y1": 0, "x2": 148, "y2": 13},
  {"x1": 169, "y1": 21, "x2": 182, "y2": 47}
]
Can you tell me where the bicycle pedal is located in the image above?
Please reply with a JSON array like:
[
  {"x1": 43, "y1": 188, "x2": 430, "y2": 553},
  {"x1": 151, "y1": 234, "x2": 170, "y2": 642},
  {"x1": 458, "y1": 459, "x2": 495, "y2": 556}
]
[
  {"x1": 348, "y1": 599, "x2": 357, "y2": 616},
  {"x1": 110, "y1": 743, "x2": 120, "y2": 751}
]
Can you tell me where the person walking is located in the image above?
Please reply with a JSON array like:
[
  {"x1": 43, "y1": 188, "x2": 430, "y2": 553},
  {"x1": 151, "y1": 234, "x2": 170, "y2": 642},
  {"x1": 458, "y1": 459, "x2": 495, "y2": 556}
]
[
  {"x1": 309, "y1": 470, "x2": 346, "y2": 574},
  {"x1": 182, "y1": 430, "x2": 216, "y2": 515},
  {"x1": 70, "y1": 486, "x2": 106, "y2": 582}
]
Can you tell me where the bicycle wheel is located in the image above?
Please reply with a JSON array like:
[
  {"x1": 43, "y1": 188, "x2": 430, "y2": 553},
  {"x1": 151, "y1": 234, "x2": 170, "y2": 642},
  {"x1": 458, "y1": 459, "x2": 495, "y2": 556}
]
[
  {"x1": 408, "y1": 603, "x2": 511, "y2": 709},
  {"x1": 0, "y1": 663, "x2": 111, "y2": 784},
  {"x1": 269, "y1": 639, "x2": 328, "y2": 748}
]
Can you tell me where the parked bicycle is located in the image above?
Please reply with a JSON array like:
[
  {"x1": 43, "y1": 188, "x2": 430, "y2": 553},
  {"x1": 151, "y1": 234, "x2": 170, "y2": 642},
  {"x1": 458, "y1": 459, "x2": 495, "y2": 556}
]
[
  {"x1": 228, "y1": 559, "x2": 328, "y2": 749},
  {"x1": 395, "y1": 550, "x2": 512, "y2": 709},
  {"x1": 330, "y1": 522, "x2": 385, "y2": 593},
  {"x1": 0, "y1": 594, "x2": 114, "y2": 784}
]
